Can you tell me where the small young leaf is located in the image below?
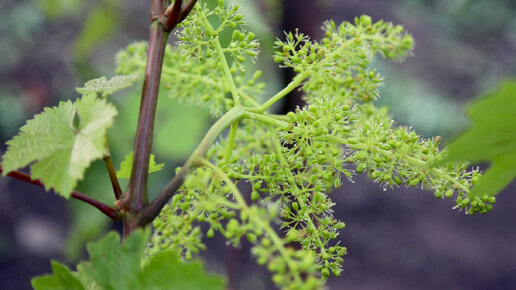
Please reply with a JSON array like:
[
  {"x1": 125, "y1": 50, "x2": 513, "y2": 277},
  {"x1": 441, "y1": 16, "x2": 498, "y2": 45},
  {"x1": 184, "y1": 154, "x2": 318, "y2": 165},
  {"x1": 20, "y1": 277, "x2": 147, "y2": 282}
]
[
  {"x1": 116, "y1": 151, "x2": 165, "y2": 179},
  {"x1": 76, "y1": 74, "x2": 140, "y2": 98},
  {"x1": 1, "y1": 95, "x2": 117, "y2": 197},
  {"x1": 442, "y1": 79, "x2": 516, "y2": 196}
]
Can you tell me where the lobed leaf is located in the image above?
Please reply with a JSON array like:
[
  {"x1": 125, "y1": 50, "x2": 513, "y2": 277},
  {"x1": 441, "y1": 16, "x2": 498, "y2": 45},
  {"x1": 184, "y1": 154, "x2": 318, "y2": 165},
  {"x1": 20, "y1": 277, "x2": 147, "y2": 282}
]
[
  {"x1": 1, "y1": 95, "x2": 117, "y2": 197},
  {"x1": 32, "y1": 230, "x2": 225, "y2": 290}
]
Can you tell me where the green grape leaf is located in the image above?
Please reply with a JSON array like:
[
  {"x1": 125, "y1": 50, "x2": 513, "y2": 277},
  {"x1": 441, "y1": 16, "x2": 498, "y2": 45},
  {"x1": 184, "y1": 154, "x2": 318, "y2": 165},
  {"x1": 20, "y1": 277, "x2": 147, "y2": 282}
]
[
  {"x1": 116, "y1": 152, "x2": 165, "y2": 179},
  {"x1": 1, "y1": 95, "x2": 117, "y2": 198},
  {"x1": 32, "y1": 261, "x2": 84, "y2": 290},
  {"x1": 442, "y1": 79, "x2": 516, "y2": 196},
  {"x1": 33, "y1": 230, "x2": 226, "y2": 290},
  {"x1": 73, "y1": 0, "x2": 120, "y2": 58},
  {"x1": 76, "y1": 74, "x2": 140, "y2": 98},
  {"x1": 35, "y1": 0, "x2": 82, "y2": 20}
]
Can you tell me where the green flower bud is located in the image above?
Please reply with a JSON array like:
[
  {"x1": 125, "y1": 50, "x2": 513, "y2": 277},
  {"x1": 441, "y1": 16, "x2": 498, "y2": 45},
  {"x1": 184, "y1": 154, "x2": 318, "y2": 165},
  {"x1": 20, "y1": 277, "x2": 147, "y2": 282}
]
[
  {"x1": 247, "y1": 233, "x2": 257, "y2": 243},
  {"x1": 251, "y1": 191, "x2": 260, "y2": 201},
  {"x1": 408, "y1": 178, "x2": 420, "y2": 187},
  {"x1": 321, "y1": 267, "x2": 330, "y2": 278},
  {"x1": 207, "y1": 228, "x2": 214, "y2": 238},
  {"x1": 356, "y1": 163, "x2": 367, "y2": 173}
]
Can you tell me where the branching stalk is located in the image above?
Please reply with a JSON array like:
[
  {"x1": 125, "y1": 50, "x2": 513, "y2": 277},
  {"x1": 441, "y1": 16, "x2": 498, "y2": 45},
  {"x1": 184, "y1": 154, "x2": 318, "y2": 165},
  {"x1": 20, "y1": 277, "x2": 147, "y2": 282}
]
[
  {"x1": 257, "y1": 72, "x2": 310, "y2": 112},
  {"x1": 138, "y1": 105, "x2": 247, "y2": 225}
]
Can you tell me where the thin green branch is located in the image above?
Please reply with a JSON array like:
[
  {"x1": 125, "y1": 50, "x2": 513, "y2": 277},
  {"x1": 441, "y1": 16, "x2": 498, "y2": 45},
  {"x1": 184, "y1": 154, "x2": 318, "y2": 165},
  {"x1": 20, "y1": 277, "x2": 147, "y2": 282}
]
[
  {"x1": 223, "y1": 121, "x2": 239, "y2": 163},
  {"x1": 256, "y1": 72, "x2": 310, "y2": 113},
  {"x1": 214, "y1": 37, "x2": 240, "y2": 105},
  {"x1": 138, "y1": 105, "x2": 247, "y2": 225},
  {"x1": 197, "y1": 7, "x2": 241, "y2": 105},
  {"x1": 245, "y1": 111, "x2": 289, "y2": 127},
  {"x1": 197, "y1": 158, "x2": 245, "y2": 206}
]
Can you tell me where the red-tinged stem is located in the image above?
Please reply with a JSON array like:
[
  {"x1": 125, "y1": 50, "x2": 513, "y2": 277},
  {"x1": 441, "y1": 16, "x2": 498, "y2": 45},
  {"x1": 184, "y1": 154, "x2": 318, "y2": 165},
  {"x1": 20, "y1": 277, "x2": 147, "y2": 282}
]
[
  {"x1": 179, "y1": 0, "x2": 198, "y2": 23},
  {"x1": 120, "y1": 0, "x2": 200, "y2": 237},
  {"x1": 163, "y1": 0, "x2": 198, "y2": 31},
  {"x1": 103, "y1": 155, "x2": 123, "y2": 199},
  {"x1": 165, "y1": 0, "x2": 183, "y2": 30},
  {"x1": 121, "y1": 0, "x2": 170, "y2": 218},
  {"x1": 0, "y1": 165, "x2": 119, "y2": 220}
]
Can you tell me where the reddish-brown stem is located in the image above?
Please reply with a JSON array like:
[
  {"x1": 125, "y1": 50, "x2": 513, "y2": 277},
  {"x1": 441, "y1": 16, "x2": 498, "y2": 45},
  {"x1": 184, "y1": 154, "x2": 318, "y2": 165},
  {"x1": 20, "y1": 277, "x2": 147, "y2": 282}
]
[
  {"x1": 0, "y1": 165, "x2": 119, "y2": 220},
  {"x1": 163, "y1": 0, "x2": 198, "y2": 31},
  {"x1": 165, "y1": 0, "x2": 183, "y2": 30},
  {"x1": 103, "y1": 155, "x2": 123, "y2": 199},
  {"x1": 120, "y1": 0, "x2": 198, "y2": 236},
  {"x1": 121, "y1": 0, "x2": 171, "y2": 215},
  {"x1": 179, "y1": 0, "x2": 198, "y2": 23}
]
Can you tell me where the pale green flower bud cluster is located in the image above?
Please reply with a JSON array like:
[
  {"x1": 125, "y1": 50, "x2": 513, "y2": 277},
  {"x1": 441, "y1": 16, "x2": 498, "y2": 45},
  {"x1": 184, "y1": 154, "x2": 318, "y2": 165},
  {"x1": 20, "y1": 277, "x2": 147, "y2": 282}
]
[
  {"x1": 274, "y1": 15, "x2": 414, "y2": 105},
  {"x1": 343, "y1": 103, "x2": 492, "y2": 214},
  {"x1": 122, "y1": 1, "x2": 491, "y2": 289}
]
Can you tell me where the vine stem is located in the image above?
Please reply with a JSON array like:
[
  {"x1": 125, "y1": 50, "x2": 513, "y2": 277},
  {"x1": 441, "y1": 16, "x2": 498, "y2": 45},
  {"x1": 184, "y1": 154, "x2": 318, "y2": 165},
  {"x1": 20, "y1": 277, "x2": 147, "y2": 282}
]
[
  {"x1": 103, "y1": 154, "x2": 123, "y2": 199},
  {"x1": 121, "y1": 0, "x2": 199, "y2": 237},
  {"x1": 121, "y1": 1, "x2": 170, "y2": 228},
  {"x1": 122, "y1": 16, "x2": 170, "y2": 216},
  {"x1": 0, "y1": 165, "x2": 119, "y2": 220}
]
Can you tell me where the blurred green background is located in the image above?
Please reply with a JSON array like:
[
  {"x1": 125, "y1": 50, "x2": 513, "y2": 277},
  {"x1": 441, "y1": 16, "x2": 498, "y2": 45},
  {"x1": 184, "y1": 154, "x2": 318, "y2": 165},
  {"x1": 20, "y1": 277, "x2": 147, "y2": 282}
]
[{"x1": 0, "y1": 0, "x2": 515, "y2": 289}]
